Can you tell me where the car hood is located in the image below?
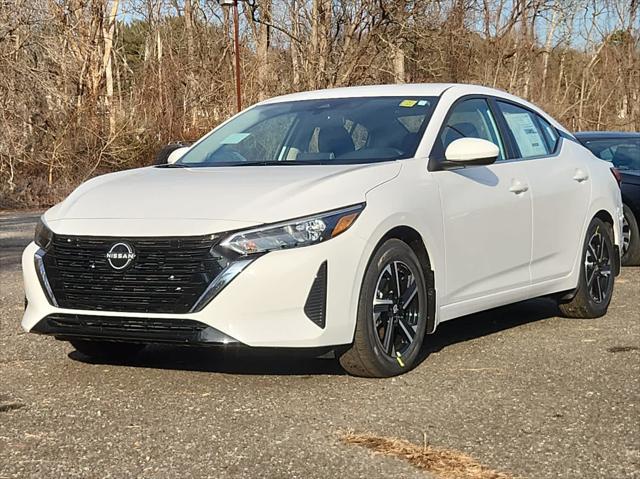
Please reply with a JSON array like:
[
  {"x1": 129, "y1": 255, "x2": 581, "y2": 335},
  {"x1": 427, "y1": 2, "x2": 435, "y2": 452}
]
[{"x1": 45, "y1": 162, "x2": 402, "y2": 236}]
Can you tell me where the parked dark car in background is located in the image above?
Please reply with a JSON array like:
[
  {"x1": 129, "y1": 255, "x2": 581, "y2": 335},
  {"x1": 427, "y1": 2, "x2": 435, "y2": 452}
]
[{"x1": 576, "y1": 132, "x2": 640, "y2": 266}]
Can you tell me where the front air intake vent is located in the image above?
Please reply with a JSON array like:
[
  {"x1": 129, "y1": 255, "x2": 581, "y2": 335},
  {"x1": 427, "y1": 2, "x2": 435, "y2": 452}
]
[{"x1": 304, "y1": 261, "x2": 327, "y2": 329}]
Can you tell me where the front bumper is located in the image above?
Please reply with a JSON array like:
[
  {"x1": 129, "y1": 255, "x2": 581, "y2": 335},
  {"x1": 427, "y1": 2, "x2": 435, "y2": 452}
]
[
  {"x1": 31, "y1": 313, "x2": 238, "y2": 345},
  {"x1": 22, "y1": 230, "x2": 368, "y2": 348}
]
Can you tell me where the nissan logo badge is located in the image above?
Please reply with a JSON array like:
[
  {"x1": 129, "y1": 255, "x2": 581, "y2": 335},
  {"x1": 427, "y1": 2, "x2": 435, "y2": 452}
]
[{"x1": 106, "y1": 242, "x2": 136, "y2": 270}]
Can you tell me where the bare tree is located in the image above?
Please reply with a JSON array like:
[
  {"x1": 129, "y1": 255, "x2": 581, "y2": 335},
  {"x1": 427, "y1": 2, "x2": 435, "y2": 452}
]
[{"x1": 0, "y1": 0, "x2": 638, "y2": 208}]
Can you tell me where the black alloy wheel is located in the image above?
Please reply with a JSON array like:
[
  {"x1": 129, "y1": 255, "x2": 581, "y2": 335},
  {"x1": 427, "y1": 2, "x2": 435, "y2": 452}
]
[
  {"x1": 621, "y1": 213, "x2": 631, "y2": 257},
  {"x1": 372, "y1": 260, "x2": 421, "y2": 358},
  {"x1": 559, "y1": 217, "x2": 615, "y2": 318},
  {"x1": 339, "y1": 239, "x2": 429, "y2": 377},
  {"x1": 584, "y1": 226, "x2": 613, "y2": 304}
]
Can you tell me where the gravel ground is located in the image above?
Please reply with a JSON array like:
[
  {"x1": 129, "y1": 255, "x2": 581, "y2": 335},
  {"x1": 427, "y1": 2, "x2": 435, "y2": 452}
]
[{"x1": 1, "y1": 211, "x2": 638, "y2": 478}]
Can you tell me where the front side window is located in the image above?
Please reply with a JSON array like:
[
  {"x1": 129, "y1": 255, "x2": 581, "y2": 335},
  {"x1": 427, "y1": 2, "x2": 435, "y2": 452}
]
[
  {"x1": 439, "y1": 98, "x2": 506, "y2": 161},
  {"x1": 497, "y1": 102, "x2": 550, "y2": 158},
  {"x1": 176, "y1": 97, "x2": 437, "y2": 167},
  {"x1": 581, "y1": 138, "x2": 640, "y2": 171}
]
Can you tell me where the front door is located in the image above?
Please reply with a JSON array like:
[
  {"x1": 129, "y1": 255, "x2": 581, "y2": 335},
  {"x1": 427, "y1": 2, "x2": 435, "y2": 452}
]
[{"x1": 433, "y1": 98, "x2": 533, "y2": 307}]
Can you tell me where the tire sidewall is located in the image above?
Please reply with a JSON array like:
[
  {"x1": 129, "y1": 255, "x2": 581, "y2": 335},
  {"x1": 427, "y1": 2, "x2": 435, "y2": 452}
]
[
  {"x1": 357, "y1": 239, "x2": 428, "y2": 376},
  {"x1": 622, "y1": 204, "x2": 640, "y2": 266},
  {"x1": 577, "y1": 218, "x2": 615, "y2": 315}
]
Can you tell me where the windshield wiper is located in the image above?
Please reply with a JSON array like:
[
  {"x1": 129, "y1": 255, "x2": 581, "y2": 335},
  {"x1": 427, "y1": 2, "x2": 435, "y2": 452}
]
[
  {"x1": 228, "y1": 161, "x2": 312, "y2": 166},
  {"x1": 155, "y1": 163, "x2": 189, "y2": 168}
]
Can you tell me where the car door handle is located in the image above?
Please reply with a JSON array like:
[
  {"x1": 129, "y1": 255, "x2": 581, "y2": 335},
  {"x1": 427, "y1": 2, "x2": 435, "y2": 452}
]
[
  {"x1": 509, "y1": 181, "x2": 529, "y2": 194},
  {"x1": 573, "y1": 169, "x2": 589, "y2": 182}
]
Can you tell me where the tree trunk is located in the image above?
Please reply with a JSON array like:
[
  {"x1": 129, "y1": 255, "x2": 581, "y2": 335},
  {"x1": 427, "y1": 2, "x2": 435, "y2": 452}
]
[
  {"x1": 257, "y1": 0, "x2": 272, "y2": 100},
  {"x1": 290, "y1": 0, "x2": 301, "y2": 88},
  {"x1": 393, "y1": 44, "x2": 405, "y2": 83},
  {"x1": 541, "y1": 7, "x2": 559, "y2": 95},
  {"x1": 102, "y1": 0, "x2": 120, "y2": 137},
  {"x1": 184, "y1": 0, "x2": 196, "y2": 127}
]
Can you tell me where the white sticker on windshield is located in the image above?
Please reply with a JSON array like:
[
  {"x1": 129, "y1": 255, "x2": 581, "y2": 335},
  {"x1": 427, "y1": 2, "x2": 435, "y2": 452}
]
[{"x1": 221, "y1": 133, "x2": 250, "y2": 144}]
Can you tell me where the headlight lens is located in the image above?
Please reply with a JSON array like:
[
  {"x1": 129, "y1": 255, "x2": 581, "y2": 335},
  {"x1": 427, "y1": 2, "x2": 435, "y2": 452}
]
[
  {"x1": 34, "y1": 218, "x2": 53, "y2": 250},
  {"x1": 220, "y1": 204, "x2": 365, "y2": 255}
]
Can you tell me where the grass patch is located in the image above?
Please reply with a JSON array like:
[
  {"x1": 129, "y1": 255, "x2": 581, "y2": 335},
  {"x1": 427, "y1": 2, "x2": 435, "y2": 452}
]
[{"x1": 341, "y1": 432, "x2": 516, "y2": 479}]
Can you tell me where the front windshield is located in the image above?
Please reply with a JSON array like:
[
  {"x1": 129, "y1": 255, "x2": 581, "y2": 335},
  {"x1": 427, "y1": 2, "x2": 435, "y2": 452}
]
[
  {"x1": 177, "y1": 96, "x2": 437, "y2": 167},
  {"x1": 582, "y1": 138, "x2": 640, "y2": 171}
]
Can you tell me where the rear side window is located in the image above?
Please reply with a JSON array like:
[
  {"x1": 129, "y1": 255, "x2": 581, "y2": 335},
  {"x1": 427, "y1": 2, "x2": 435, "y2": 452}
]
[{"x1": 497, "y1": 102, "x2": 550, "y2": 158}]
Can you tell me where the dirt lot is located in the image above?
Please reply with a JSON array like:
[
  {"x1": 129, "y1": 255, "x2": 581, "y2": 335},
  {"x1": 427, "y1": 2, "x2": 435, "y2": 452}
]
[{"x1": 1, "y1": 211, "x2": 639, "y2": 479}]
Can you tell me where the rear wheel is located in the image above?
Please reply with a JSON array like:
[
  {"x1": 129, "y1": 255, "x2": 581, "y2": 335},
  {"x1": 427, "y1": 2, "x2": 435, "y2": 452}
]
[
  {"x1": 559, "y1": 218, "x2": 615, "y2": 318},
  {"x1": 339, "y1": 239, "x2": 429, "y2": 377},
  {"x1": 70, "y1": 340, "x2": 145, "y2": 360},
  {"x1": 621, "y1": 204, "x2": 640, "y2": 266}
]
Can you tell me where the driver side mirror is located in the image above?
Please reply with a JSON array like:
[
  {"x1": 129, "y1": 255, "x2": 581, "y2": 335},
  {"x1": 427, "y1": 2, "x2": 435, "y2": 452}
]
[
  {"x1": 154, "y1": 143, "x2": 192, "y2": 165},
  {"x1": 443, "y1": 138, "x2": 499, "y2": 166},
  {"x1": 167, "y1": 146, "x2": 190, "y2": 164}
]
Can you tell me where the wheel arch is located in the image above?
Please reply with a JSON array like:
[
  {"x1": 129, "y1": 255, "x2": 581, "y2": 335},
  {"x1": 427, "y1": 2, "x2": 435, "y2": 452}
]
[
  {"x1": 583, "y1": 192, "x2": 622, "y2": 249},
  {"x1": 368, "y1": 225, "x2": 438, "y2": 334},
  {"x1": 594, "y1": 209, "x2": 614, "y2": 228},
  {"x1": 571, "y1": 208, "x2": 620, "y2": 283},
  {"x1": 592, "y1": 209, "x2": 621, "y2": 276}
]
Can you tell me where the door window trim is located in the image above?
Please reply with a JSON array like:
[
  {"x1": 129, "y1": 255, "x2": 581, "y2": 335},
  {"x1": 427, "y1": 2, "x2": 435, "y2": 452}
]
[
  {"x1": 428, "y1": 94, "x2": 566, "y2": 171},
  {"x1": 428, "y1": 94, "x2": 515, "y2": 171},
  {"x1": 493, "y1": 98, "x2": 563, "y2": 161}
]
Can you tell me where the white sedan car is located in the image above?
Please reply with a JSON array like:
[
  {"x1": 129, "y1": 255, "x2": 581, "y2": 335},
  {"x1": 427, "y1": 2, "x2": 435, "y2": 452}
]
[{"x1": 23, "y1": 84, "x2": 623, "y2": 377}]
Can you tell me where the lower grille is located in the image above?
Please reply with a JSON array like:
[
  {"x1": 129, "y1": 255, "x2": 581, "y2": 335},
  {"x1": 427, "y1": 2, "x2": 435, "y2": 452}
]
[
  {"x1": 32, "y1": 314, "x2": 238, "y2": 345},
  {"x1": 43, "y1": 234, "x2": 226, "y2": 314}
]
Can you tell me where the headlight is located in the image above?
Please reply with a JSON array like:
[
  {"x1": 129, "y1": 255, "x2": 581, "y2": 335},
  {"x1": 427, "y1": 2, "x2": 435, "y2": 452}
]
[
  {"x1": 220, "y1": 204, "x2": 365, "y2": 255},
  {"x1": 35, "y1": 218, "x2": 54, "y2": 250}
]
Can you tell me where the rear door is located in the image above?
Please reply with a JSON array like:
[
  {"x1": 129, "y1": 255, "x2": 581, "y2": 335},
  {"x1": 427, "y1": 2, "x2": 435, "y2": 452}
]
[
  {"x1": 432, "y1": 97, "x2": 532, "y2": 307},
  {"x1": 494, "y1": 100, "x2": 591, "y2": 283}
]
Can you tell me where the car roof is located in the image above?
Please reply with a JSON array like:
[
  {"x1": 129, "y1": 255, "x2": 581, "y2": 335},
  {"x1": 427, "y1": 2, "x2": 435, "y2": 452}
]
[
  {"x1": 575, "y1": 131, "x2": 640, "y2": 140},
  {"x1": 258, "y1": 83, "x2": 522, "y2": 105},
  {"x1": 255, "y1": 83, "x2": 570, "y2": 134}
]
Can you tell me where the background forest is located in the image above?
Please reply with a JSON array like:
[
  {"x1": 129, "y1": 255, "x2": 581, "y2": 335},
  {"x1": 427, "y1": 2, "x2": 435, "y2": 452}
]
[{"x1": 0, "y1": 0, "x2": 638, "y2": 208}]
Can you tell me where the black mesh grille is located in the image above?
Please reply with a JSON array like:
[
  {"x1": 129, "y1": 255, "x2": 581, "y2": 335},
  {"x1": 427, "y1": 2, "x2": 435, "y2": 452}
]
[
  {"x1": 33, "y1": 313, "x2": 237, "y2": 344},
  {"x1": 304, "y1": 262, "x2": 327, "y2": 328},
  {"x1": 43, "y1": 234, "x2": 225, "y2": 314}
]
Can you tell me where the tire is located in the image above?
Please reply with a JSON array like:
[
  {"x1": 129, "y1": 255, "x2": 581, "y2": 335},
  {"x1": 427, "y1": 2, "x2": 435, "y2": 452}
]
[
  {"x1": 339, "y1": 239, "x2": 429, "y2": 377},
  {"x1": 621, "y1": 204, "x2": 640, "y2": 266},
  {"x1": 559, "y1": 217, "x2": 615, "y2": 318},
  {"x1": 70, "y1": 340, "x2": 145, "y2": 360}
]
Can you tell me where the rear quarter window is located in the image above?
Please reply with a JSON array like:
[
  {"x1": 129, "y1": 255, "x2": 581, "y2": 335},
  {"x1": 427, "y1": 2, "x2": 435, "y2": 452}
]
[{"x1": 537, "y1": 116, "x2": 559, "y2": 152}]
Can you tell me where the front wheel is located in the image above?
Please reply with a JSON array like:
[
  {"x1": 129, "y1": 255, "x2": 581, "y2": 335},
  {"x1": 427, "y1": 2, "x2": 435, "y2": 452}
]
[
  {"x1": 559, "y1": 218, "x2": 615, "y2": 318},
  {"x1": 339, "y1": 239, "x2": 429, "y2": 377}
]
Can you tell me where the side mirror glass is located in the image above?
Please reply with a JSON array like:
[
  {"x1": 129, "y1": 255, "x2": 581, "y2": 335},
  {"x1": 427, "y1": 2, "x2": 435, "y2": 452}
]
[
  {"x1": 154, "y1": 143, "x2": 191, "y2": 165},
  {"x1": 444, "y1": 138, "x2": 499, "y2": 166}
]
